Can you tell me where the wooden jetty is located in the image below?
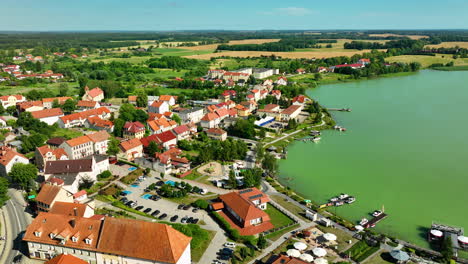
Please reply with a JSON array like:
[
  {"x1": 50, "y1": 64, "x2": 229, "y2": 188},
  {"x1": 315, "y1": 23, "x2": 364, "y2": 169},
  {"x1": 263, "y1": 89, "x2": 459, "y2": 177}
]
[{"x1": 364, "y1": 213, "x2": 388, "y2": 228}]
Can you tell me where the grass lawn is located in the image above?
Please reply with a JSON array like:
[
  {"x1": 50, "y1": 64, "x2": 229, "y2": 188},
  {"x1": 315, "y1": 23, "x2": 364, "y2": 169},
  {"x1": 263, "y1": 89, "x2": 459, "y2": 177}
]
[
  {"x1": 270, "y1": 194, "x2": 310, "y2": 222},
  {"x1": 153, "y1": 48, "x2": 215, "y2": 57},
  {"x1": 316, "y1": 225, "x2": 358, "y2": 252},
  {"x1": 145, "y1": 69, "x2": 187, "y2": 79},
  {"x1": 51, "y1": 128, "x2": 84, "y2": 139},
  {"x1": 265, "y1": 204, "x2": 295, "y2": 228},
  {"x1": 265, "y1": 223, "x2": 300, "y2": 241},
  {"x1": 0, "y1": 81, "x2": 80, "y2": 96},
  {"x1": 364, "y1": 252, "x2": 394, "y2": 264},
  {"x1": 169, "y1": 223, "x2": 215, "y2": 262}
]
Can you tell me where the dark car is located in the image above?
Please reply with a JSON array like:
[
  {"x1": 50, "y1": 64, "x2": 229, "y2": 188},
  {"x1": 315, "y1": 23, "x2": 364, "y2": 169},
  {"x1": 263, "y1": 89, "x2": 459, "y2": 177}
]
[
  {"x1": 135, "y1": 205, "x2": 144, "y2": 211},
  {"x1": 192, "y1": 208, "x2": 198, "y2": 213},
  {"x1": 143, "y1": 208, "x2": 152, "y2": 214},
  {"x1": 151, "y1": 195, "x2": 161, "y2": 201},
  {"x1": 13, "y1": 255, "x2": 23, "y2": 263},
  {"x1": 127, "y1": 201, "x2": 137, "y2": 208},
  {"x1": 158, "y1": 213, "x2": 168, "y2": 220},
  {"x1": 181, "y1": 216, "x2": 188, "y2": 223},
  {"x1": 120, "y1": 197, "x2": 128, "y2": 203},
  {"x1": 177, "y1": 204, "x2": 185, "y2": 210},
  {"x1": 192, "y1": 218, "x2": 199, "y2": 224},
  {"x1": 183, "y1": 205, "x2": 191, "y2": 210},
  {"x1": 156, "y1": 180, "x2": 165, "y2": 186},
  {"x1": 187, "y1": 217, "x2": 193, "y2": 223},
  {"x1": 120, "y1": 191, "x2": 128, "y2": 196},
  {"x1": 221, "y1": 248, "x2": 234, "y2": 255},
  {"x1": 170, "y1": 215, "x2": 179, "y2": 222},
  {"x1": 151, "y1": 210, "x2": 160, "y2": 217},
  {"x1": 218, "y1": 254, "x2": 231, "y2": 261}
]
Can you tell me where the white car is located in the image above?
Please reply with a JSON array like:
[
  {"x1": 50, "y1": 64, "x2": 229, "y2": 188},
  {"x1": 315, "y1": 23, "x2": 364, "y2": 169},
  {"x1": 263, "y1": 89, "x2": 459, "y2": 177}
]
[{"x1": 224, "y1": 242, "x2": 236, "y2": 248}]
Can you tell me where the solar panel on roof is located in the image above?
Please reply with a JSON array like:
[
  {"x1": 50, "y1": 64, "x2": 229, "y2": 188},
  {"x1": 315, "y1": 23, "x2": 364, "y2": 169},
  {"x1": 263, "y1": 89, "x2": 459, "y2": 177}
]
[
  {"x1": 239, "y1": 189, "x2": 253, "y2": 194},
  {"x1": 249, "y1": 194, "x2": 263, "y2": 200}
]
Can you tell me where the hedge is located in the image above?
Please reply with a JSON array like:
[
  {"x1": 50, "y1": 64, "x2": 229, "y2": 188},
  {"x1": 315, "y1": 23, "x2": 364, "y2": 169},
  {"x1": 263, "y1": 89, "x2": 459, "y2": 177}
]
[{"x1": 210, "y1": 211, "x2": 257, "y2": 246}]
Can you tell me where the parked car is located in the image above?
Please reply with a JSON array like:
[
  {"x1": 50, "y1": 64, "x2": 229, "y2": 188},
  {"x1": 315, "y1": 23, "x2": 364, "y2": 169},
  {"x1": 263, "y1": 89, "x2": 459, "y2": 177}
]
[
  {"x1": 192, "y1": 208, "x2": 199, "y2": 213},
  {"x1": 224, "y1": 242, "x2": 236, "y2": 248},
  {"x1": 159, "y1": 213, "x2": 168, "y2": 220},
  {"x1": 183, "y1": 205, "x2": 191, "y2": 210},
  {"x1": 150, "y1": 195, "x2": 160, "y2": 201},
  {"x1": 187, "y1": 217, "x2": 193, "y2": 223},
  {"x1": 192, "y1": 218, "x2": 199, "y2": 224},
  {"x1": 127, "y1": 201, "x2": 137, "y2": 208},
  {"x1": 120, "y1": 197, "x2": 128, "y2": 203},
  {"x1": 143, "y1": 208, "x2": 152, "y2": 214},
  {"x1": 156, "y1": 181, "x2": 165, "y2": 186},
  {"x1": 135, "y1": 206, "x2": 144, "y2": 211},
  {"x1": 151, "y1": 210, "x2": 160, "y2": 217},
  {"x1": 177, "y1": 204, "x2": 185, "y2": 210},
  {"x1": 170, "y1": 215, "x2": 179, "y2": 222},
  {"x1": 181, "y1": 216, "x2": 188, "y2": 223}
]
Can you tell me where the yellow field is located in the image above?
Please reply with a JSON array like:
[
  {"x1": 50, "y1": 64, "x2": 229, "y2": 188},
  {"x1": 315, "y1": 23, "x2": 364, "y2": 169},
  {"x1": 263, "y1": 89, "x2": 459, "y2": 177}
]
[
  {"x1": 386, "y1": 54, "x2": 468, "y2": 68},
  {"x1": 184, "y1": 50, "x2": 373, "y2": 60},
  {"x1": 425, "y1": 42, "x2": 468, "y2": 49},
  {"x1": 368, "y1": 34, "x2": 428, "y2": 40},
  {"x1": 179, "y1": 39, "x2": 280, "y2": 51}
]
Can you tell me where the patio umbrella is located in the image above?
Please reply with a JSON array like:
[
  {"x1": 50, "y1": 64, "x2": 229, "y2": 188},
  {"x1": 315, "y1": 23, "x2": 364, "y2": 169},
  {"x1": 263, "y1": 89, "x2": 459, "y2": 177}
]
[
  {"x1": 355, "y1": 225, "x2": 364, "y2": 232},
  {"x1": 430, "y1": 229, "x2": 443, "y2": 237},
  {"x1": 286, "y1": 249, "x2": 301, "y2": 258},
  {"x1": 390, "y1": 250, "x2": 410, "y2": 262},
  {"x1": 299, "y1": 253, "x2": 314, "y2": 262},
  {"x1": 294, "y1": 242, "x2": 308, "y2": 251},
  {"x1": 312, "y1": 247, "x2": 327, "y2": 257},
  {"x1": 314, "y1": 258, "x2": 328, "y2": 264},
  {"x1": 323, "y1": 233, "x2": 337, "y2": 241},
  {"x1": 458, "y1": 236, "x2": 468, "y2": 244}
]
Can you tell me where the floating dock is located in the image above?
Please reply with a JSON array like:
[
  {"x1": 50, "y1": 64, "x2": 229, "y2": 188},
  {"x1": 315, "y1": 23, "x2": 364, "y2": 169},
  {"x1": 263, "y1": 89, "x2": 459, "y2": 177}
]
[
  {"x1": 328, "y1": 108, "x2": 352, "y2": 112},
  {"x1": 363, "y1": 213, "x2": 388, "y2": 228}
]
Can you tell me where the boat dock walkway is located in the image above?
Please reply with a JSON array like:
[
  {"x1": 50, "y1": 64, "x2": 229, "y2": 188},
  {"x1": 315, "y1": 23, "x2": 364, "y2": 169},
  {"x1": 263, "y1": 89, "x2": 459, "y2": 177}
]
[
  {"x1": 327, "y1": 108, "x2": 352, "y2": 112},
  {"x1": 364, "y1": 213, "x2": 388, "y2": 228}
]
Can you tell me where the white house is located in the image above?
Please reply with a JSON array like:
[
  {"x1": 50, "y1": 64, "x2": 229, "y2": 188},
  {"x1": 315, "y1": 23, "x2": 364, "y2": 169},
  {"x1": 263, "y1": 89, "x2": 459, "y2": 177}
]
[
  {"x1": 31, "y1": 108, "x2": 64, "y2": 125},
  {"x1": 0, "y1": 94, "x2": 26, "y2": 108},
  {"x1": 82, "y1": 86, "x2": 104, "y2": 102},
  {"x1": 148, "y1": 100, "x2": 169, "y2": 114},
  {"x1": 0, "y1": 146, "x2": 29, "y2": 176}
]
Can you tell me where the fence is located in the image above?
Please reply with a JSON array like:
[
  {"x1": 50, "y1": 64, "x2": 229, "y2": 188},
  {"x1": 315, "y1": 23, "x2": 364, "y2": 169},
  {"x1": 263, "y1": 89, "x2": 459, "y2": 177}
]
[{"x1": 260, "y1": 201, "x2": 300, "y2": 237}]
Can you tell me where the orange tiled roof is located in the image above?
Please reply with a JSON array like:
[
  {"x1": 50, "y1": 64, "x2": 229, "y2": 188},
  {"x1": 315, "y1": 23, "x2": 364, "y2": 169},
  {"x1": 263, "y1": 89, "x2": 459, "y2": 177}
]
[
  {"x1": 86, "y1": 87, "x2": 104, "y2": 98},
  {"x1": 65, "y1": 135, "x2": 92, "y2": 147},
  {"x1": 219, "y1": 188, "x2": 270, "y2": 223},
  {"x1": 0, "y1": 146, "x2": 27, "y2": 166},
  {"x1": 45, "y1": 253, "x2": 88, "y2": 264},
  {"x1": 49, "y1": 202, "x2": 88, "y2": 217},
  {"x1": 77, "y1": 100, "x2": 98, "y2": 108},
  {"x1": 42, "y1": 97, "x2": 72, "y2": 103},
  {"x1": 120, "y1": 138, "x2": 142, "y2": 152},
  {"x1": 31, "y1": 108, "x2": 63, "y2": 119},
  {"x1": 128, "y1": 95, "x2": 138, "y2": 102},
  {"x1": 86, "y1": 131, "x2": 110, "y2": 143},
  {"x1": 35, "y1": 184, "x2": 62, "y2": 205}
]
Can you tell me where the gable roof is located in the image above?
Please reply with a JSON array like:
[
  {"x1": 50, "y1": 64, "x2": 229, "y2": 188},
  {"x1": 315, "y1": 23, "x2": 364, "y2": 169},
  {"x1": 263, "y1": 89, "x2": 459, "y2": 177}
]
[
  {"x1": 128, "y1": 95, "x2": 138, "y2": 102},
  {"x1": 0, "y1": 146, "x2": 27, "y2": 166},
  {"x1": 49, "y1": 202, "x2": 88, "y2": 217},
  {"x1": 207, "y1": 128, "x2": 226, "y2": 135},
  {"x1": 120, "y1": 138, "x2": 143, "y2": 152},
  {"x1": 45, "y1": 254, "x2": 88, "y2": 264},
  {"x1": 159, "y1": 95, "x2": 175, "y2": 102},
  {"x1": 97, "y1": 217, "x2": 191, "y2": 263},
  {"x1": 60, "y1": 107, "x2": 110, "y2": 123},
  {"x1": 201, "y1": 112, "x2": 219, "y2": 122},
  {"x1": 123, "y1": 121, "x2": 145, "y2": 133},
  {"x1": 219, "y1": 188, "x2": 270, "y2": 222},
  {"x1": 86, "y1": 87, "x2": 104, "y2": 98},
  {"x1": 36, "y1": 184, "x2": 63, "y2": 205},
  {"x1": 42, "y1": 97, "x2": 72, "y2": 104},
  {"x1": 31, "y1": 108, "x2": 64, "y2": 119},
  {"x1": 64, "y1": 135, "x2": 92, "y2": 147},
  {"x1": 47, "y1": 137, "x2": 66, "y2": 147},
  {"x1": 156, "y1": 131, "x2": 177, "y2": 143},
  {"x1": 172, "y1": 125, "x2": 189, "y2": 135},
  {"x1": 44, "y1": 159, "x2": 94, "y2": 174},
  {"x1": 86, "y1": 131, "x2": 110, "y2": 143},
  {"x1": 77, "y1": 100, "x2": 99, "y2": 108}
]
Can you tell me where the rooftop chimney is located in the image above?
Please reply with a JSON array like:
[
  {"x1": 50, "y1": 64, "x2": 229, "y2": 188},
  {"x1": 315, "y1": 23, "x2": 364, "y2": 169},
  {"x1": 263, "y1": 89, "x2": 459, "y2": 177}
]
[{"x1": 73, "y1": 207, "x2": 78, "y2": 216}]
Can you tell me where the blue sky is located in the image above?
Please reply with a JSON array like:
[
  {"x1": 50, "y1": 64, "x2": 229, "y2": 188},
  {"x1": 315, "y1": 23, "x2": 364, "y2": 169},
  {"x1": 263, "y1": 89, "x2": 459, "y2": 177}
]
[{"x1": 1, "y1": 0, "x2": 467, "y2": 31}]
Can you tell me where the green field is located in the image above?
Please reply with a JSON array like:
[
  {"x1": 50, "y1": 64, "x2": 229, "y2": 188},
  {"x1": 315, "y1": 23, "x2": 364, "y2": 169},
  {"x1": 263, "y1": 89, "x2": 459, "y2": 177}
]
[
  {"x1": 386, "y1": 54, "x2": 468, "y2": 68},
  {"x1": 0, "y1": 82, "x2": 80, "y2": 96},
  {"x1": 265, "y1": 204, "x2": 295, "y2": 228}
]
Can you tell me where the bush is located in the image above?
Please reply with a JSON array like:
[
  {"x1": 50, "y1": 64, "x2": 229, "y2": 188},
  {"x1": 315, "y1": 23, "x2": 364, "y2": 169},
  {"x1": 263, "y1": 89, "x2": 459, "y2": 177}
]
[
  {"x1": 210, "y1": 211, "x2": 256, "y2": 245},
  {"x1": 192, "y1": 199, "x2": 209, "y2": 210},
  {"x1": 98, "y1": 170, "x2": 112, "y2": 180}
]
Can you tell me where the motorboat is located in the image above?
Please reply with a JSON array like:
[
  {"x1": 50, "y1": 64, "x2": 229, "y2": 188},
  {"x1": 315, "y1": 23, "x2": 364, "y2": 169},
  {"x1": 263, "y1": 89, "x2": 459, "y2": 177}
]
[
  {"x1": 359, "y1": 218, "x2": 369, "y2": 225},
  {"x1": 312, "y1": 137, "x2": 321, "y2": 142},
  {"x1": 330, "y1": 197, "x2": 339, "y2": 202},
  {"x1": 345, "y1": 196, "x2": 356, "y2": 204},
  {"x1": 338, "y1": 193, "x2": 349, "y2": 199},
  {"x1": 334, "y1": 201, "x2": 344, "y2": 206},
  {"x1": 372, "y1": 210, "x2": 383, "y2": 217}
]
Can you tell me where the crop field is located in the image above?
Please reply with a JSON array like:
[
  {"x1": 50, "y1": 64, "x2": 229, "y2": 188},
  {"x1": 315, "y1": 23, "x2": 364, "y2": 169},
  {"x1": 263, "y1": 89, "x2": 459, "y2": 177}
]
[
  {"x1": 184, "y1": 49, "x2": 372, "y2": 60},
  {"x1": 425, "y1": 41, "x2": 468, "y2": 49},
  {"x1": 179, "y1": 38, "x2": 281, "y2": 51},
  {"x1": 368, "y1": 33, "x2": 428, "y2": 39},
  {"x1": 386, "y1": 54, "x2": 468, "y2": 68}
]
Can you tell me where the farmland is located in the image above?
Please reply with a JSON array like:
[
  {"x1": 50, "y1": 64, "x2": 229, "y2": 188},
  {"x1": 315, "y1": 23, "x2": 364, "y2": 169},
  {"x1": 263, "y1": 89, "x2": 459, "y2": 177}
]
[
  {"x1": 425, "y1": 41, "x2": 468, "y2": 49},
  {"x1": 178, "y1": 38, "x2": 280, "y2": 51},
  {"x1": 386, "y1": 54, "x2": 468, "y2": 68},
  {"x1": 368, "y1": 33, "x2": 428, "y2": 39}
]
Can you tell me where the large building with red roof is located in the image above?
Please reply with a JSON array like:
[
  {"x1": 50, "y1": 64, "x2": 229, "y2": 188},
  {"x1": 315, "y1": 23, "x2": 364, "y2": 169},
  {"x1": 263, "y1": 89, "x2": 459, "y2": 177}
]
[
  {"x1": 0, "y1": 146, "x2": 29, "y2": 176},
  {"x1": 82, "y1": 86, "x2": 104, "y2": 102},
  {"x1": 213, "y1": 188, "x2": 273, "y2": 235}
]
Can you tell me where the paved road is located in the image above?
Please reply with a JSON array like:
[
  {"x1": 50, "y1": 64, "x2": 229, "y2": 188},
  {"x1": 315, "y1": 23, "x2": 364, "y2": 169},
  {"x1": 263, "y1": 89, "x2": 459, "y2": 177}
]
[{"x1": 1, "y1": 189, "x2": 33, "y2": 264}]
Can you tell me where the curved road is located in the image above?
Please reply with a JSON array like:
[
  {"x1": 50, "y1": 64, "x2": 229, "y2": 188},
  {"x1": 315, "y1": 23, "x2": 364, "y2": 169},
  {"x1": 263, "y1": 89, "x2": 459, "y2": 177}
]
[{"x1": 1, "y1": 189, "x2": 32, "y2": 264}]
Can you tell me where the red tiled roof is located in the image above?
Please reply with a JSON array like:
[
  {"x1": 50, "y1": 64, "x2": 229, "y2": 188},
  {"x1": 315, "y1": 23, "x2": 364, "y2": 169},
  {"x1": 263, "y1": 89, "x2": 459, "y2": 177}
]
[
  {"x1": 60, "y1": 107, "x2": 110, "y2": 123},
  {"x1": 172, "y1": 125, "x2": 189, "y2": 135},
  {"x1": 0, "y1": 146, "x2": 27, "y2": 166},
  {"x1": 156, "y1": 130, "x2": 176, "y2": 143},
  {"x1": 201, "y1": 112, "x2": 219, "y2": 121},
  {"x1": 45, "y1": 254, "x2": 88, "y2": 264},
  {"x1": 30, "y1": 108, "x2": 63, "y2": 119},
  {"x1": 151, "y1": 100, "x2": 166, "y2": 107},
  {"x1": 206, "y1": 128, "x2": 226, "y2": 135},
  {"x1": 219, "y1": 188, "x2": 270, "y2": 224},
  {"x1": 49, "y1": 202, "x2": 88, "y2": 217},
  {"x1": 87, "y1": 116, "x2": 113, "y2": 129},
  {"x1": 17, "y1": 101, "x2": 43, "y2": 111},
  {"x1": 35, "y1": 184, "x2": 62, "y2": 205},
  {"x1": 42, "y1": 97, "x2": 72, "y2": 103},
  {"x1": 86, "y1": 87, "x2": 104, "y2": 98},
  {"x1": 77, "y1": 100, "x2": 98, "y2": 108},
  {"x1": 123, "y1": 121, "x2": 145, "y2": 133},
  {"x1": 73, "y1": 190, "x2": 87, "y2": 199},
  {"x1": 120, "y1": 138, "x2": 142, "y2": 152},
  {"x1": 281, "y1": 105, "x2": 302, "y2": 115},
  {"x1": 271, "y1": 255, "x2": 309, "y2": 264},
  {"x1": 128, "y1": 95, "x2": 138, "y2": 102},
  {"x1": 292, "y1": 95, "x2": 306, "y2": 103}
]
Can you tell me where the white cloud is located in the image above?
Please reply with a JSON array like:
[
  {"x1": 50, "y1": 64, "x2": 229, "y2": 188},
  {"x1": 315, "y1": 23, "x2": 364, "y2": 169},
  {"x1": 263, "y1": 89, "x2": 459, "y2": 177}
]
[{"x1": 275, "y1": 7, "x2": 313, "y2": 16}]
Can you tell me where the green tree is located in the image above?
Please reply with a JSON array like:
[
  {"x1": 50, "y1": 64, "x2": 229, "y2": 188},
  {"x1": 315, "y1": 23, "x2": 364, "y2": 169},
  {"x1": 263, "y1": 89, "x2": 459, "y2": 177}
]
[
  {"x1": 193, "y1": 199, "x2": 209, "y2": 210},
  {"x1": 262, "y1": 153, "x2": 278, "y2": 177},
  {"x1": 0, "y1": 104, "x2": 5, "y2": 115},
  {"x1": 257, "y1": 234, "x2": 267, "y2": 249},
  {"x1": 256, "y1": 143, "x2": 265, "y2": 162},
  {"x1": 228, "y1": 170, "x2": 238, "y2": 189},
  {"x1": 147, "y1": 141, "x2": 160, "y2": 157},
  {"x1": 107, "y1": 137, "x2": 120, "y2": 156},
  {"x1": 8, "y1": 163, "x2": 38, "y2": 190},
  {"x1": 61, "y1": 99, "x2": 77, "y2": 113},
  {"x1": 172, "y1": 114, "x2": 182, "y2": 125},
  {"x1": 0, "y1": 177, "x2": 10, "y2": 207},
  {"x1": 441, "y1": 237, "x2": 453, "y2": 263},
  {"x1": 6, "y1": 106, "x2": 16, "y2": 116},
  {"x1": 58, "y1": 83, "x2": 69, "y2": 96},
  {"x1": 314, "y1": 72, "x2": 322, "y2": 81},
  {"x1": 136, "y1": 94, "x2": 148, "y2": 107},
  {"x1": 35, "y1": 61, "x2": 42, "y2": 72},
  {"x1": 113, "y1": 118, "x2": 125, "y2": 137}
]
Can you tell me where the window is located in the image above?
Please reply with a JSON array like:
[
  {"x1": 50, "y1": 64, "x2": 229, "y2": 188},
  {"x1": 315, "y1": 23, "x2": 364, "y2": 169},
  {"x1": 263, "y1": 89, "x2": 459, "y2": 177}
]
[
  {"x1": 49, "y1": 233, "x2": 55, "y2": 239},
  {"x1": 85, "y1": 238, "x2": 92, "y2": 245},
  {"x1": 34, "y1": 231, "x2": 41, "y2": 237},
  {"x1": 71, "y1": 236, "x2": 78, "y2": 242}
]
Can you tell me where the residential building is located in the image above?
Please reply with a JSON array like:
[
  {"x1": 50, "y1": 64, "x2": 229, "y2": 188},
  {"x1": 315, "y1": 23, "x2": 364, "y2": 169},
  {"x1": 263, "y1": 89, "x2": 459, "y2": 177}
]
[
  {"x1": 49, "y1": 202, "x2": 94, "y2": 218},
  {"x1": 58, "y1": 107, "x2": 110, "y2": 128},
  {"x1": 178, "y1": 107, "x2": 204, "y2": 124},
  {"x1": 270, "y1": 90, "x2": 281, "y2": 100},
  {"x1": 172, "y1": 125, "x2": 190, "y2": 140},
  {"x1": 0, "y1": 94, "x2": 26, "y2": 108},
  {"x1": 275, "y1": 76, "x2": 288, "y2": 86},
  {"x1": 0, "y1": 146, "x2": 29, "y2": 176},
  {"x1": 358, "y1": 58, "x2": 371, "y2": 65},
  {"x1": 77, "y1": 100, "x2": 100, "y2": 111},
  {"x1": 31, "y1": 108, "x2": 64, "y2": 125},
  {"x1": 35, "y1": 183, "x2": 74, "y2": 213},
  {"x1": 82, "y1": 86, "x2": 104, "y2": 102},
  {"x1": 119, "y1": 138, "x2": 143, "y2": 161},
  {"x1": 206, "y1": 128, "x2": 227, "y2": 141},
  {"x1": 141, "y1": 130, "x2": 177, "y2": 150},
  {"x1": 159, "y1": 95, "x2": 176, "y2": 106},
  {"x1": 257, "y1": 104, "x2": 281, "y2": 119},
  {"x1": 147, "y1": 117, "x2": 177, "y2": 134},
  {"x1": 17, "y1": 101, "x2": 44, "y2": 112},
  {"x1": 213, "y1": 188, "x2": 272, "y2": 235},
  {"x1": 296, "y1": 68, "x2": 306, "y2": 74},
  {"x1": 86, "y1": 131, "x2": 110, "y2": 155},
  {"x1": 60, "y1": 136, "x2": 94, "y2": 160},
  {"x1": 85, "y1": 116, "x2": 114, "y2": 133},
  {"x1": 234, "y1": 68, "x2": 279, "y2": 79},
  {"x1": 42, "y1": 97, "x2": 72, "y2": 109},
  {"x1": 270, "y1": 255, "x2": 309, "y2": 264},
  {"x1": 148, "y1": 100, "x2": 169, "y2": 114},
  {"x1": 127, "y1": 95, "x2": 138, "y2": 105},
  {"x1": 280, "y1": 105, "x2": 303, "y2": 121},
  {"x1": 35, "y1": 146, "x2": 68, "y2": 169},
  {"x1": 43, "y1": 156, "x2": 107, "y2": 193},
  {"x1": 153, "y1": 148, "x2": 190, "y2": 175},
  {"x1": 292, "y1": 95, "x2": 307, "y2": 105},
  {"x1": 23, "y1": 213, "x2": 192, "y2": 264},
  {"x1": 123, "y1": 121, "x2": 145, "y2": 139},
  {"x1": 221, "y1": 72, "x2": 250, "y2": 82},
  {"x1": 46, "y1": 137, "x2": 66, "y2": 149},
  {"x1": 220, "y1": 90, "x2": 236, "y2": 102},
  {"x1": 200, "y1": 112, "x2": 220, "y2": 129}
]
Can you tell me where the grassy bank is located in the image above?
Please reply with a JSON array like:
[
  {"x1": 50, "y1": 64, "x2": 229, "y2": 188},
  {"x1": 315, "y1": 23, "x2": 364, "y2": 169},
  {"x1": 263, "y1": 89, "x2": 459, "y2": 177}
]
[{"x1": 431, "y1": 65, "x2": 468, "y2": 71}]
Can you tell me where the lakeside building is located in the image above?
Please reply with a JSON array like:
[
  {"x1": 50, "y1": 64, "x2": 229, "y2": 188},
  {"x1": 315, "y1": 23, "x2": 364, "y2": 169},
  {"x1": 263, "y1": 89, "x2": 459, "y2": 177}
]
[{"x1": 23, "y1": 213, "x2": 192, "y2": 264}]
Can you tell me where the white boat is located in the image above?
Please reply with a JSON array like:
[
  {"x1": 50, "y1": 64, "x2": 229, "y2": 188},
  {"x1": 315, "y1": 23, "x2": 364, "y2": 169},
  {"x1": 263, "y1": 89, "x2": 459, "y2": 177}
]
[
  {"x1": 338, "y1": 193, "x2": 349, "y2": 199},
  {"x1": 334, "y1": 201, "x2": 344, "y2": 206},
  {"x1": 330, "y1": 197, "x2": 339, "y2": 202},
  {"x1": 312, "y1": 137, "x2": 321, "y2": 142},
  {"x1": 372, "y1": 210, "x2": 383, "y2": 217},
  {"x1": 359, "y1": 218, "x2": 369, "y2": 225},
  {"x1": 346, "y1": 196, "x2": 356, "y2": 204}
]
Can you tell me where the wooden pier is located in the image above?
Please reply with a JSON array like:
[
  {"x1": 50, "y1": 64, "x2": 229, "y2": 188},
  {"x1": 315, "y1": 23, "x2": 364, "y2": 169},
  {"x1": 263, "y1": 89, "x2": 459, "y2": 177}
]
[{"x1": 364, "y1": 213, "x2": 388, "y2": 228}]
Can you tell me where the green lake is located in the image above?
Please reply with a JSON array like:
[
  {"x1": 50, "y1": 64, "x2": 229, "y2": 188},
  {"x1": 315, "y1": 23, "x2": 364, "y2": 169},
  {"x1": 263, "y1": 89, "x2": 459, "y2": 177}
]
[{"x1": 279, "y1": 70, "x2": 468, "y2": 247}]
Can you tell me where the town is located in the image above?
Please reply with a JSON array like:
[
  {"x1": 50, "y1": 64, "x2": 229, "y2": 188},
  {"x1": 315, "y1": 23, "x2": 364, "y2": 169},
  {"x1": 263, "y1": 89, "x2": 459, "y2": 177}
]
[{"x1": 0, "y1": 28, "x2": 468, "y2": 264}]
